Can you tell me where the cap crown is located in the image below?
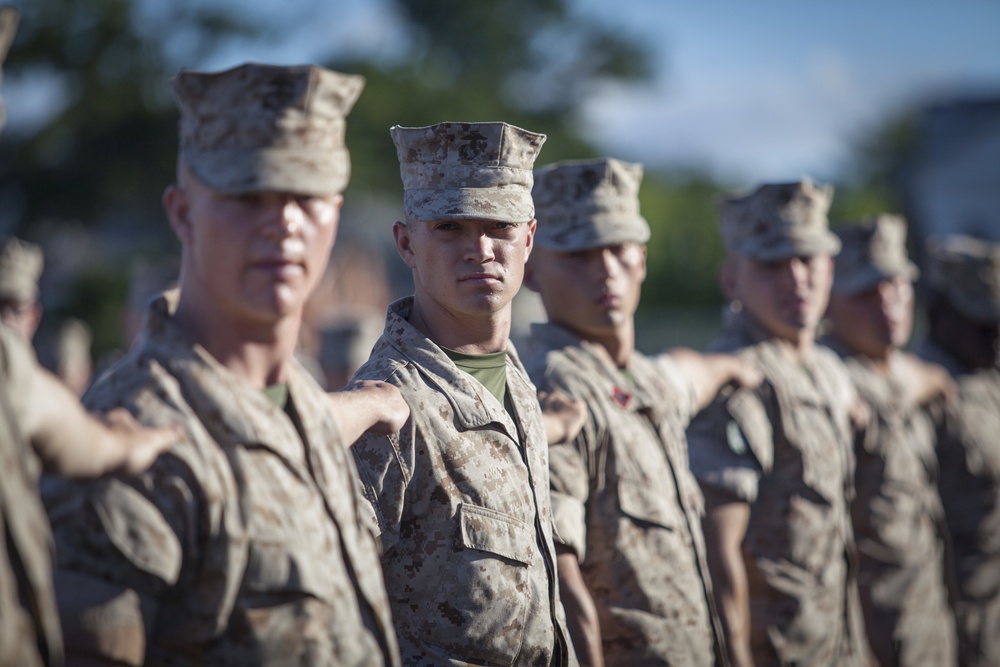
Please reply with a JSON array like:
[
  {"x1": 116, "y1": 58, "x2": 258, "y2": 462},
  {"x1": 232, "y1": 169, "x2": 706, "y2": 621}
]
[
  {"x1": 172, "y1": 62, "x2": 364, "y2": 195},
  {"x1": 532, "y1": 157, "x2": 650, "y2": 251},
  {"x1": 833, "y1": 214, "x2": 918, "y2": 294},
  {"x1": 926, "y1": 234, "x2": 1000, "y2": 324},
  {"x1": 0, "y1": 236, "x2": 43, "y2": 303},
  {"x1": 391, "y1": 121, "x2": 546, "y2": 223},
  {"x1": 719, "y1": 179, "x2": 840, "y2": 260}
]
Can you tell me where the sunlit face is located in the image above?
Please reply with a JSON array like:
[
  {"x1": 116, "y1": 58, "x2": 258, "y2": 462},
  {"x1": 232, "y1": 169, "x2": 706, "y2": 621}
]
[
  {"x1": 394, "y1": 217, "x2": 535, "y2": 320},
  {"x1": 526, "y1": 243, "x2": 646, "y2": 344},
  {"x1": 164, "y1": 168, "x2": 341, "y2": 327},
  {"x1": 722, "y1": 253, "x2": 834, "y2": 343},
  {"x1": 827, "y1": 276, "x2": 914, "y2": 358}
]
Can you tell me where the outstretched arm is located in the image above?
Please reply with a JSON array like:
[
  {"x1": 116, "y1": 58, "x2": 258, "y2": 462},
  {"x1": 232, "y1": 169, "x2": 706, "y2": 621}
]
[
  {"x1": 664, "y1": 348, "x2": 763, "y2": 411},
  {"x1": 701, "y1": 486, "x2": 755, "y2": 667},
  {"x1": 327, "y1": 379, "x2": 410, "y2": 445},
  {"x1": 23, "y1": 363, "x2": 179, "y2": 478},
  {"x1": 556, "y1": 546, "x2": 604, "y2": 667}
]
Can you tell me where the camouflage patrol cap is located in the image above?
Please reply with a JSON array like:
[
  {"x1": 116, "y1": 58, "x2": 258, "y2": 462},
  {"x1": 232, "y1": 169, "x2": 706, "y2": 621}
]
[
  {"x1": 925, "y1": 234, "x2": 1000, "y2": 324},
  {"x1": 832, "y1": 214, "x2": 919, "y2": 295},
  {"x1": 172, "y1": 62, "x2": 365, "y2": 195},
  {"x1": 719, "y1": 179, "x2": 841, "y2": 260},
  {"x1": 391, "y1": 121, "x2": 546, "y2": 223},
  {"x1": 0, "y1": 5, "x2": 19, "y2": 131},
  {"x1": 0, "y1": 236, "x2": 43, "y2": 303},
  {"x1": 531, "y1": 157, "x2": 650, "y2": 251}
]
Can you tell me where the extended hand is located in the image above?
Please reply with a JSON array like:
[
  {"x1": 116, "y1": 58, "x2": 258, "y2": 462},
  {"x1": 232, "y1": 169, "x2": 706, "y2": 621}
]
[
  {"x1": 539, "y1": 389, "x2": 587, "y2": 444},
  {"x1": 102, "y1": 407, "x2": 183, "y2": 476}
]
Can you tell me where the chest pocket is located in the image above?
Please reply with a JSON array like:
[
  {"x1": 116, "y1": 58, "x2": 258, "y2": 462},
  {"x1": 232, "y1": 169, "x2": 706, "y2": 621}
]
[
  {"x1": 459, "y1": 503, "x2": 534, "y2": 565},
  {"x1": 617, "y1": 478, "x2": 681, "y2": 531},
  {"x1": 783, "y1": 394, "x2": 848, "y2": 506},
  {"x1": 244, "y1": 535, "x2": 343, "y2": 604}
]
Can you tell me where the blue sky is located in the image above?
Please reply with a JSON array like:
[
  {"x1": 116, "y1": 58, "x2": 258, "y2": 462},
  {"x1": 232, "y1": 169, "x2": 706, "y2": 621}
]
[
  {"x1": 6, "y1": 0, "x2": 1000, "y2": 185},
  {"x1": 572, "y1": 0, "x2": 1000, "y2": 183}
]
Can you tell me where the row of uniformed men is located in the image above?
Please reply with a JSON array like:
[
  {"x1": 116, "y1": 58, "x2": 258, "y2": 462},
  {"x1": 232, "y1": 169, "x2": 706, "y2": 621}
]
[{"x1": 3, "y1": 7, "x2": 1000, "y2": 665}]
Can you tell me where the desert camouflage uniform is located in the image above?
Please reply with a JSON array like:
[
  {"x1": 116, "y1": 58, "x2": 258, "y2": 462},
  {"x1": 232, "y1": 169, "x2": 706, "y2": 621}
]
[
  {"x1": 825, "y1": 340, "x2": 957, "y2": 666},
  {"x1": 687, "y1": 310, "x2": 868, "y2": 666},
  {"x1": 0, "y1": 323, "x2": 62, "y2": 667},
  {"x1": 44, "y1": 295, "x2": 398, "y2": 666},
  {"x1": 919, "y1": 340, "x2": 1000, "y2": 667},
  {"x1": 351, "y1": 297, "x2": 572, "y2": 667},
  {"x1": 524, "y1": 321, "x2": 723, "y2": 666}
]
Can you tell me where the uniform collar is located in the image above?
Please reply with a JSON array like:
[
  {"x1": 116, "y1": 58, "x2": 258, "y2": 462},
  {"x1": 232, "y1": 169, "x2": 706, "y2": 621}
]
[
  {"x1": 136, "y1": 293, "x2": 340, "y2": 473},
  {"x1": 382, "y1": 296, "x2": 528, "y2": 441}
]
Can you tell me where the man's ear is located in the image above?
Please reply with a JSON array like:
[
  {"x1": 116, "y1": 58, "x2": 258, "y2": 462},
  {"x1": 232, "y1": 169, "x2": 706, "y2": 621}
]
[
  {"x1": 163, "y1": 184, "x2": 192, "y2": 246},
  {"x1": 523, "y1": 218, "x2": 536, "y2": 263},
  {"x1": 393, "y1": 220, "x2": 417, "y2": 269}
]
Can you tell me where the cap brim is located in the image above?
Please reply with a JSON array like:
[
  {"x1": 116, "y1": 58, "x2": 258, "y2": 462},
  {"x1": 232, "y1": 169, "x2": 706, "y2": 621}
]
[
  {"x1": 403, "y1": 188, "x2": 534, "y2": 223},
  {"x1": 183, "y1": 146, "x2": 350, "y2": 196},
  {"x1": 734, "y1": 230, "x2": 842, "y2": 261},
  {"x1": 831, "y1": 264, "x2": 919, "y2": 295},
  {"x1": 534, "y1": 215, "x2": 651, "y2": 251}
]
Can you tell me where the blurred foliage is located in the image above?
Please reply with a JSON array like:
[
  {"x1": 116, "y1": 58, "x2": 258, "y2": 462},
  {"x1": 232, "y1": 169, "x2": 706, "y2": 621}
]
[
  {"x1": 639, "y1": 172, "x2": 727, "y2": 308},
  {"x1": 829, "y1": 111, "x2": 920, "y2": 225},
  {"x1": 0, "y1": 0, "x2": 922, "y2": 360}
]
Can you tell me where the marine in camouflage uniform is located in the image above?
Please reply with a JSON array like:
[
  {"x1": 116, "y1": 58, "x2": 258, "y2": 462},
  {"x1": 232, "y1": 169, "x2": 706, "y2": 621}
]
[
  {"x1": 521, "y1": 158, "x2": 726, "y2": 666},
  {"x1": 43, "y1": 63, "x2": 400, "y2": 666},
  {"x1": 823, "y1": 216, "x2": 957, "y2": 666},
  {"x1": 687, "y1": 180, "x2": 869, "y2": 667},
  {"x1": 0, "y1": 323, "x2": 63, "y2": 667},
  {"x1": 0, "y1": 10, "x2": 60, "y2": 665},
  {"x1": 916, "y1": 235, "x2": 1000, "y2": 667},
  {"x1": 350, "y1": 122, "x2": 576, "y2": 666}
]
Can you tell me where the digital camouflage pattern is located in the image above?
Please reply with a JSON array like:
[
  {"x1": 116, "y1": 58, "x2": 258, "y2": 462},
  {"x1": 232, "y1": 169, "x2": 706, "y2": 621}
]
[
  {"x1": 831, "y1": 214, "x2": 919, "y2": 296},
  {"x1": 531, "y1": 157, "x2": 650, "y2": 252},
  {"x1": 44, "y1": 294, "x2": 399, "y2": 667},
  {"x1": 0, "y1": 236, "x2": 43, "y2": 304},
  {"x1": 523, "y1": 322, "x2": 724, "y2": 667},
  {"x1": 390, "y1": 121, "x2": 546, "y2": 224},
  {"x1": 924, "y1": 235, "x2": 1000, "y2": 325},
  {"x1": 687, "y1": 310, "x2": 869, "y2": 666},
  {"x1": 919, "y1": 340, "x2": 1000, "y2": 667},
  {"x1": 350, "y1": 297, "x2": 573, "y2": 667},
  {"x1": 0, "y1": 324, "x2": 62, "y2": 667},
  {"x1": 824, "y1": 340, "x2": 957, "y2": 667},
  {"x1": 173, "y1": 62, "x2": 365, "y2": 196},
  {"x1": 718, "y1": 179, "x2": 841, "y2": 261}
]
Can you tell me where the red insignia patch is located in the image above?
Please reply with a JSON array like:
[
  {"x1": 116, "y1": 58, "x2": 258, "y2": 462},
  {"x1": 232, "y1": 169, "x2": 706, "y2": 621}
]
[{"x1": 612, "y1": 386, "x2": 632, "y2": 408}]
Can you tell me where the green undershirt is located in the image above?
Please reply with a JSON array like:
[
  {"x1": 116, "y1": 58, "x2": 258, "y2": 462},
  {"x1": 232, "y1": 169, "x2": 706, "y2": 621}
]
[
  {"x1": 443, "y1": 346, "x2": 513, "y2": 418},
  {"x1": 262, "y1": 382, "x2": 289, "y2": 409}
]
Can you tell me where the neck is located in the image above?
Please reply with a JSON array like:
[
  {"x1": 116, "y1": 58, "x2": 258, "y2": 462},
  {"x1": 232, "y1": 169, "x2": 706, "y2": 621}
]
[
  {"x1": 409, "y1": 293, "x2": 510, "y2": 354},
  {"x1": 565, "y1": 320, "x2": 634, "y2": 368},
  {"x1": 778, "y1": 328, "x2": 815, "y2": 363},
  {"x1": 173, "y1": 290, "x2": 301, "y2": 389}
]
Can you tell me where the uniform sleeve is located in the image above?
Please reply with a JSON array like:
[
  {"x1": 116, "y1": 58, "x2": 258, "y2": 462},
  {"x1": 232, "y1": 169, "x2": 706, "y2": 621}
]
[
  {"x1": 0, "y1": 323, "x2": 37, "y2": 430},
  {"x1": 351, "y1": 428, "x2": 410, "y2": 556},
  {"x1": 534, "y1": 365, "x2": 595, "y2": 561},
  {"x1": 686, "y1": 388, "x2": 770, "y2": 504},
  {"x1": 655, "y1": 353, "x2": 698, "y2": 425},
  {"x1": 45, "y1": 450, "x2": 197, "y2": 598}
]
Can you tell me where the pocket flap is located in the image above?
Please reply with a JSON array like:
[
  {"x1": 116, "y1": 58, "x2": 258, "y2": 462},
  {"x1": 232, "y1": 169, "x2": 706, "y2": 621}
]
[
  {"x1": 618, "y1": 479, "x2": 679, "y2": 530},
  {"x1": 458, "y1": 503, "x2": 534, "y2": 566}
]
